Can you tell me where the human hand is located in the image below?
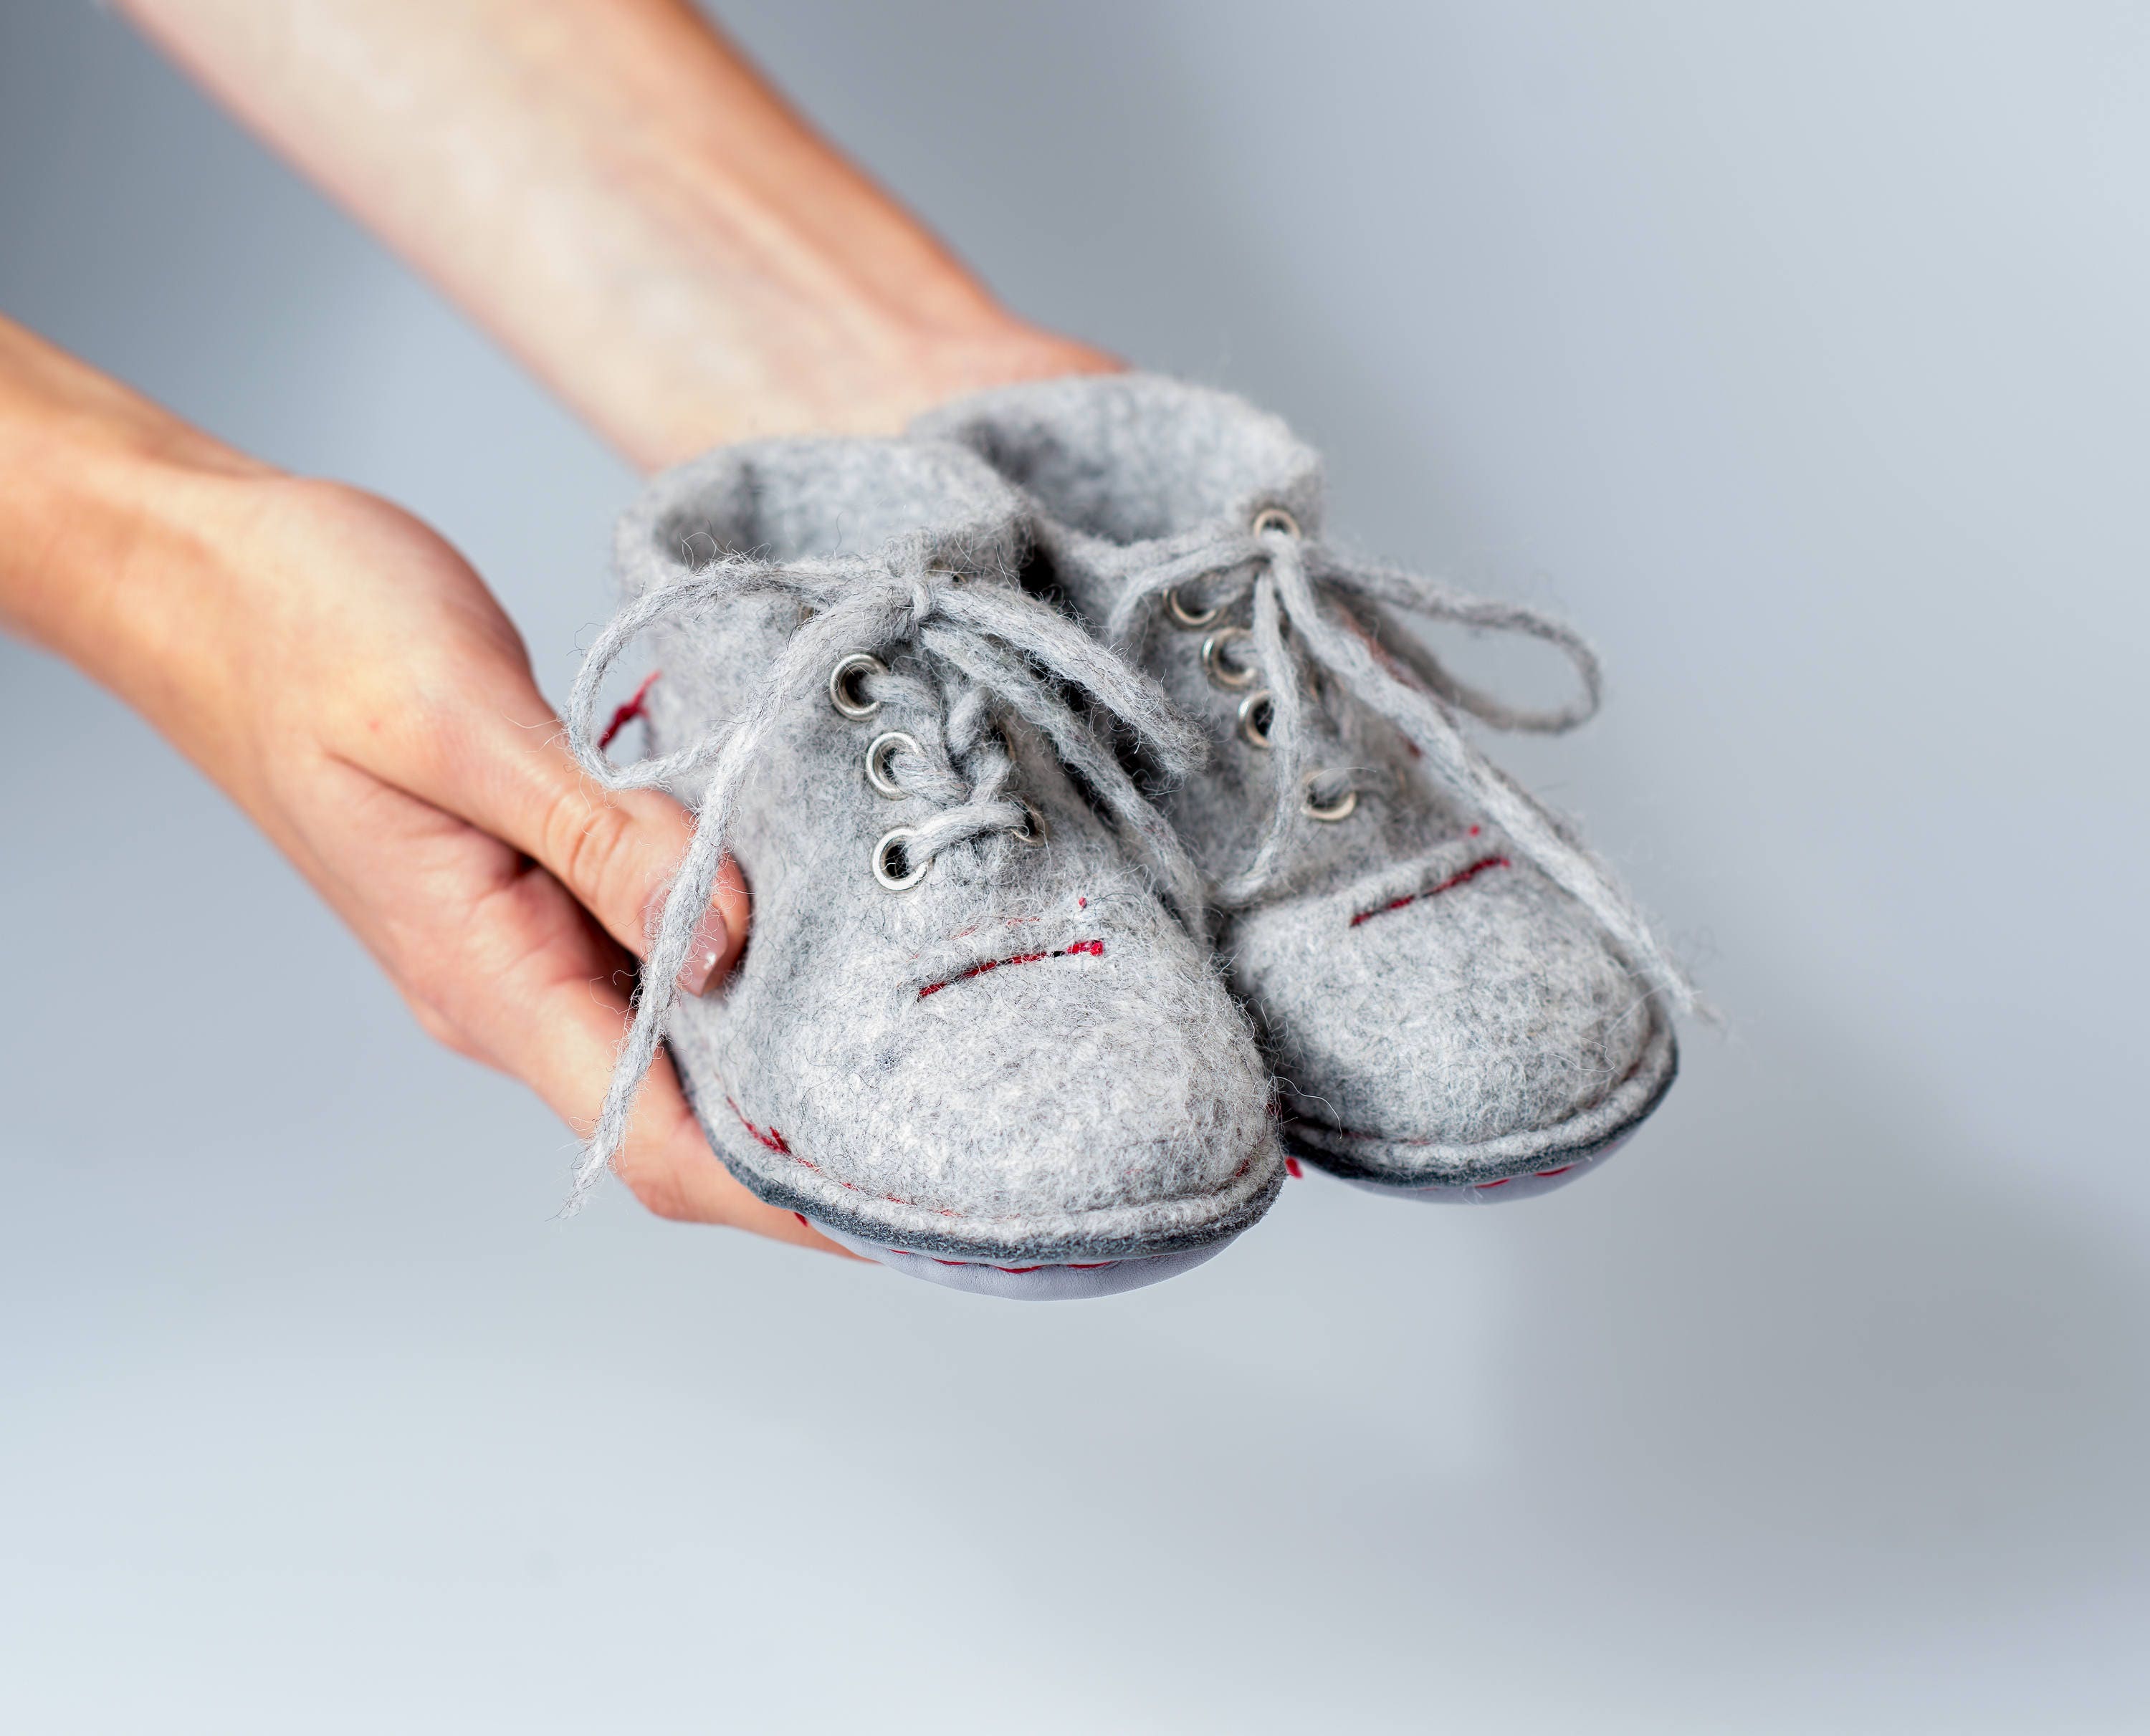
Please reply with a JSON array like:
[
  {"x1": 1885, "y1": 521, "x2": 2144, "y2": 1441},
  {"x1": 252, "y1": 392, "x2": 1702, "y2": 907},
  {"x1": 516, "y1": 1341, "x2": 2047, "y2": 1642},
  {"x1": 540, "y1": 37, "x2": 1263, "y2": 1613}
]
[
  {"x1": 0, "y1": 327, "x2": 838, "y2": 1250},
  {"x1": 173, "y1": 474, "x2": 845, "y2": 1245}
]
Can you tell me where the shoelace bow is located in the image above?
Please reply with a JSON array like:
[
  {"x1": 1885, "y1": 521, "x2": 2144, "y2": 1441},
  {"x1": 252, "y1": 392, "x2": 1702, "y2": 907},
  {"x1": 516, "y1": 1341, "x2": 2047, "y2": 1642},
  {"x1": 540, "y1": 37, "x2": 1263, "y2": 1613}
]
[
  {"x1": 562, "y1": 545, "x2": 1209, "y2": 1206},
  {"x1": 1048, "y1": 516, "x2": 1696, "y2": 1015}
]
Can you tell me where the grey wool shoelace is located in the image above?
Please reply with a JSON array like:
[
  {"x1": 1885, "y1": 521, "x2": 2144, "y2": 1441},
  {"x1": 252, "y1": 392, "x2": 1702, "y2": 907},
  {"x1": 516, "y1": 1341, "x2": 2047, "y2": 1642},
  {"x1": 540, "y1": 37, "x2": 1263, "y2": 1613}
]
[
  {"x1": 1064, "y1": 516, "x2": 1698, "y2": 1015},
  {"x1": 564, "y1": 545, "x2": 1209, "y2": 1207}
]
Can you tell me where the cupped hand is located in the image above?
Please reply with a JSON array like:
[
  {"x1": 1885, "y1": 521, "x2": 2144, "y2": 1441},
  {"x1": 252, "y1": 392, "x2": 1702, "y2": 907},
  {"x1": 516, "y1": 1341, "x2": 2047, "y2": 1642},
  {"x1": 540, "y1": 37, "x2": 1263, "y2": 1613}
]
[{"x1": 133, "y1": 466, "x2": 839, "y2": 1250}]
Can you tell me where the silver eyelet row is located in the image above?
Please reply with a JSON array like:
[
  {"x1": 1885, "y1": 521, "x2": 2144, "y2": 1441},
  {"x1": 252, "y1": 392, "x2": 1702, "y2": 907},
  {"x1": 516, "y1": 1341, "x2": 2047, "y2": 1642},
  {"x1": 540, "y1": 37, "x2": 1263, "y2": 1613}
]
[
  {"x1": 830, "y1": 652, "x2": 921, "y2": 889},
  {"x1": 1168, "y1": 509, "x2": 1354, "y2": 821},
  {"x1": 837, "y1": 652, "x2": 1047, "y2": 891}
]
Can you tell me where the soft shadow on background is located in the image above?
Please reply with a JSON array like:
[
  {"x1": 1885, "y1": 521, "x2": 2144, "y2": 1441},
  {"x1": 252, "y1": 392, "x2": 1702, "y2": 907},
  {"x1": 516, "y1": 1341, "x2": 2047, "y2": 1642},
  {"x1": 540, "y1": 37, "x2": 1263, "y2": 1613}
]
[{"x1": 3, "y1": 4, "x2": 2146, "y2": 1731}]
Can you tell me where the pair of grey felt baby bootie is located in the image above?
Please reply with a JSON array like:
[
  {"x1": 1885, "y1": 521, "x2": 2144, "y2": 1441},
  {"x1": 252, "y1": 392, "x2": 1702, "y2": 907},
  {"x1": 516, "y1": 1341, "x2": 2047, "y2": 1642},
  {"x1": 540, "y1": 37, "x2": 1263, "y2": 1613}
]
[{"x1": 569, "y1": 374, "x2": 1688, "y2": 1300}]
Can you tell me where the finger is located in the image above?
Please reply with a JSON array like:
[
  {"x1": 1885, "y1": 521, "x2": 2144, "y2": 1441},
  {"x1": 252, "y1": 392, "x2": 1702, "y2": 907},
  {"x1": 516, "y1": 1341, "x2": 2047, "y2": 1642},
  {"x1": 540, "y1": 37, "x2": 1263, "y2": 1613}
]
[
  {"x1": 391, "y1": 666, "x2": 750, "y2": 992},
  {"x1": 437, "y1": 848, "x2": 850, "y2": 1252},
  {"x1": 301, "y1": 761, "x2": 848, "y2": 1255}
]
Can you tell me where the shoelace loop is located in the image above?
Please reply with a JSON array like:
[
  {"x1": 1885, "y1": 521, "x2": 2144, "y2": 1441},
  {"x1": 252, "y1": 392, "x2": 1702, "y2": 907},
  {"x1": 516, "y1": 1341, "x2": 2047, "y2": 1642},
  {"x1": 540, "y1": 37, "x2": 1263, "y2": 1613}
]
[
  {"x1": 1058, "y1": 515, "x2": 1695, "y2": 1012},
  {"x1": 560, "y1": 544, "x2": 1209, "y2": 1207}
]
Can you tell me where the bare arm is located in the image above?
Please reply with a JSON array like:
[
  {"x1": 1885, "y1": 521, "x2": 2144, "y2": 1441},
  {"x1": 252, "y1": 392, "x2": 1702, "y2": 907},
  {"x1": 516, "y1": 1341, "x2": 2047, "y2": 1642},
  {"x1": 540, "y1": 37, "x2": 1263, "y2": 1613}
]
[
  {"x1": 0, "y1": 312, "x2": 829, "y2": 1246},
  {"x1": 5, "y1": 1, "x2": 1108, "y2": 1244},
  {"x1": 118, "y1": 0, "x2": 1114, "y2": 468}
]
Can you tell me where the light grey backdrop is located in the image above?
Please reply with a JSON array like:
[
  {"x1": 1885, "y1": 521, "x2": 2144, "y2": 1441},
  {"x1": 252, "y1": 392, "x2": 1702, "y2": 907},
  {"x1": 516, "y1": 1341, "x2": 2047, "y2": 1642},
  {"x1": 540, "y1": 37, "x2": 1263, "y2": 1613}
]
[{"x1": 3, "y1": 3, "x2": 2146, "y2": 1731}]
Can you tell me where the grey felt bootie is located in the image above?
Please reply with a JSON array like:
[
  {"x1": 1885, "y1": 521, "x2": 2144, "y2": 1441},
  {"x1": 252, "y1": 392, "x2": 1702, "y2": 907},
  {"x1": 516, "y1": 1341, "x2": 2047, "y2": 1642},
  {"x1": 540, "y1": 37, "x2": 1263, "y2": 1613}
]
[
  {"x1": 567, "y1": 435, "x2": 1282, "y2": 1297},
  {"x1": 917, "y1": 374, "x2": 1687, "y2": 1199}
]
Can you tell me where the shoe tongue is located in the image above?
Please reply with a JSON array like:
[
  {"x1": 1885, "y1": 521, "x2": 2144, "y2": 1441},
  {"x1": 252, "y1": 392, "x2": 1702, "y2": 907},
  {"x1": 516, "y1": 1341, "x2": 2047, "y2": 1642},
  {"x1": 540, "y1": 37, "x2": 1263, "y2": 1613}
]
[
  {"x1": 915, "y1": 371, "x2": 1325, "y2": 547},
  {"x1": 617, "y1": 436, "x2": 1026, "y2": 600}
]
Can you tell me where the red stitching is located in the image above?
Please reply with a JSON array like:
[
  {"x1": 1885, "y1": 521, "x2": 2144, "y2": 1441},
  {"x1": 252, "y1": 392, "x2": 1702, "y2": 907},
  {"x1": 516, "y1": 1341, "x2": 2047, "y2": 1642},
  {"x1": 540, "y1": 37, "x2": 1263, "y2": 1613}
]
[
  {"x1": 917, "y1": 937, "x2": 1104, "y2": 999},
  {"x1": 1285, "y1": 1156, "x2": 1304, "y2": 1179},
  {"x1": 1474, "y1": 1164, "x2": 1575, "y2": 1189},
  {"x1": 725, "y1": 1096, "x2": 790, "y2": 1155},
  {"x1": 597, "y1": 669, "x2": 661, "y2": 751},
  {"x1": 1348, "y1": 855, "x2": 1509, "y2": 928}
]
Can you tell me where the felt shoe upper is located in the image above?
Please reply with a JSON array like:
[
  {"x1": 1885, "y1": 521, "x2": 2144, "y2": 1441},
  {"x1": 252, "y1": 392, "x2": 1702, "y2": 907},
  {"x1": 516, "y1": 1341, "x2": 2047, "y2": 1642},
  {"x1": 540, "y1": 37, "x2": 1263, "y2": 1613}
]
[
  {"x1": 570, "y1": 435, "x2": 1281, "y2": 1259},
  {"x1": 1230, "y1": 838, "x2": 1676, "y2": 1185},
  {"x1": 915, "y1": 373, "x2": 1683, "y2": 1185}
]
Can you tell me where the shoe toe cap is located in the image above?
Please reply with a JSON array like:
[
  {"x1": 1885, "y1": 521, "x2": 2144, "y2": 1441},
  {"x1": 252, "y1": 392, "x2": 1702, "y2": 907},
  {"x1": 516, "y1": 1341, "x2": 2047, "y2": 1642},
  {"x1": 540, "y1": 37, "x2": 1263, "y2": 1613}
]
[
  {"x1": 1233, "y1": 853, "x2": 1666, "y2": 1166},
  {"x1": 691, "y1": 913, "x2": 1281, "y2": 1257}
]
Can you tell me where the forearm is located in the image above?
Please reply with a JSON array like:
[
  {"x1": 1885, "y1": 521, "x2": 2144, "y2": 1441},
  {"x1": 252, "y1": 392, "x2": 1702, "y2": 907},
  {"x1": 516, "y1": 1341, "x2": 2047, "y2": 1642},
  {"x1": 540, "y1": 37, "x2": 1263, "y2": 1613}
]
[
  {"x1": 119, "y1": 0, "x2": 1112, "y2": 468},
  {"x1": 0, "y1": 315, "x2": 264, "y2": 716}
]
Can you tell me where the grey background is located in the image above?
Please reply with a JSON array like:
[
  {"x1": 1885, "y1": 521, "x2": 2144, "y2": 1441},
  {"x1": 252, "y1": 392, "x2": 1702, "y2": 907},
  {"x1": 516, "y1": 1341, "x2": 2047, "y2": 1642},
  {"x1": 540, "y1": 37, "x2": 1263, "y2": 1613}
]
[{"x1": 3, "y1": 1, "x2": 2146, "y2": 1730}]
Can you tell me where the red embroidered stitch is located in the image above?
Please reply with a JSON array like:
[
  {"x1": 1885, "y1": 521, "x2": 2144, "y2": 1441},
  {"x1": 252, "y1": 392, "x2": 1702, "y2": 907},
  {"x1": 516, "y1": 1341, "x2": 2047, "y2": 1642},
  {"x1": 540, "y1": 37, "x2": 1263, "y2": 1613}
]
[
  {"x1": 1473, "y1": 1167, "x2": 1572, "y2": 1187},
  {"x1": 916, "y1": 938, "x2": 1104, "y2": 999},
  {"x1": 1285, "y1": 1156, "x2": 1304, "y2": 1179},
  {"x1": 598, "y1": 670, "x2": 661, "y2": 752},
  {"x1": 1453, "y1": 1164, "x2": 1586, "y2": 1188},
  {"x1": 1348, "y1": 855, "x2": 1510, "y2": 928},
  {"x1": 725, "y1": 1095, "x2": 790, "y2": 1155}
]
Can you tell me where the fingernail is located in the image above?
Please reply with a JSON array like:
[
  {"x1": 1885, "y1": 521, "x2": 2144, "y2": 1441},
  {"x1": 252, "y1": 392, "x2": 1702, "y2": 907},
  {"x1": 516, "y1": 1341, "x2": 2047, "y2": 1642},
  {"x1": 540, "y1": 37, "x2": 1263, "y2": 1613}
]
[{"x1": 678, "y1": 903, "x2": 730, "y2": 996}]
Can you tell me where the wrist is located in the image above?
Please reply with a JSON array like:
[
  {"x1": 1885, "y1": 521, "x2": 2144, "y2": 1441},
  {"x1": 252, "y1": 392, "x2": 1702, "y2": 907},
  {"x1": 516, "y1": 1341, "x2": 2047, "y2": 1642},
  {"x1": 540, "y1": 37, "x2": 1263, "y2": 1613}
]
[{"x1": 1, "y1": 420, "x2": 272, "y2": 741}]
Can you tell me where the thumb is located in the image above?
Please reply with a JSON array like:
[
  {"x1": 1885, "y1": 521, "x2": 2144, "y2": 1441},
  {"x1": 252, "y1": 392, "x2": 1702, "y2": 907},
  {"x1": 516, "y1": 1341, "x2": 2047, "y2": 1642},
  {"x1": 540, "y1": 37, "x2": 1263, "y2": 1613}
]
[{"x1": 404, "y1": 673, "x2": 750, "y2": 994}]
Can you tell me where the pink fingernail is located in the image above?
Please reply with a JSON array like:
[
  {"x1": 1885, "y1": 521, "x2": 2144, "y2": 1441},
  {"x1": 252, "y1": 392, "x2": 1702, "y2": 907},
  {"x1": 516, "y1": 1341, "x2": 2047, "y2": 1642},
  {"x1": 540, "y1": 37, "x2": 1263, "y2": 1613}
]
[{"x1": 679, "y1": 904, "x2": 730, "y2": 996}]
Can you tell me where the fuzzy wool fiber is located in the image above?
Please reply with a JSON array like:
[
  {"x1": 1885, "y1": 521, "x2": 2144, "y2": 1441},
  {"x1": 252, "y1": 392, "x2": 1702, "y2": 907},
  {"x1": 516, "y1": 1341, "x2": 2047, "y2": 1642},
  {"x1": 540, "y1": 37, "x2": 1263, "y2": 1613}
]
[
  {"x1": 572, "y1": 436, "x2": 1283, "y2": 1257},
  {"x1": 916, "y1": 374, "x2": 1682, "y2": 1185}
]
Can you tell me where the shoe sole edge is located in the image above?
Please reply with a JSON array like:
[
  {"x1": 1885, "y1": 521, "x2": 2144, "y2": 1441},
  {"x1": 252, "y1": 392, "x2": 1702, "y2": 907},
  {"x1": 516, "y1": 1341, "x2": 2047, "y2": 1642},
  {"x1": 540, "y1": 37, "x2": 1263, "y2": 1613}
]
[{"x1": 1282, "y1": 1011, "x2": 1678, "y2": 1196}]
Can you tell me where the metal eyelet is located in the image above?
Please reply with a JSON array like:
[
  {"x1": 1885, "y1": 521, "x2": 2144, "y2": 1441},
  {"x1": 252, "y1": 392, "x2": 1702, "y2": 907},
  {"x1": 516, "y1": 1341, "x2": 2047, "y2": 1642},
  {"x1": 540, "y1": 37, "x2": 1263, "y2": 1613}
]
[
  {"x1": 1301, "y1": 770, "x2": 1359, "y2": 823},
  {"x1": 872, "y1": 827, "x2": 930, "y2": 890},
  {"x1": 864, "y1": 730, "x2": 921, "y2": 799},
  {"x1": 1165, "y1": 588, "x2": 1223, "y2": 630},
  {"x1": 1237, "y1": 689, "x2": 1275, "y2": 749},
  {"x1": 828, "y1": 652, "x2": 888, "y2": 720},
  {"x1": 1008, "y1": 800, "x2": 1048, "y2": 845},
  {"x1": 1200, "y1": 626, "x2": 1258, "y2": 691},
  {"x1": 1251, "y1": 505, "x2": 1301, "y2": 539}
]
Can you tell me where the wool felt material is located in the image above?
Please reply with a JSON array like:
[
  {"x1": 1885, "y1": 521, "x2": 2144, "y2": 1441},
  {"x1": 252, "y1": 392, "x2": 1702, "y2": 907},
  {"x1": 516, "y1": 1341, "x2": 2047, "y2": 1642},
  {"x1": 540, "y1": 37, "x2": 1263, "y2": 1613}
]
[
  {"x1": 1317, "y1": 1118, "x2": 1645, "y2": 1205},
  {"x1": 568, "y1": 436, "x2": 1283, "y2": 1288},
  {"x1": 914, "y1": 373, "x2": 1683, "y2": 1191}
]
